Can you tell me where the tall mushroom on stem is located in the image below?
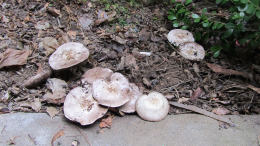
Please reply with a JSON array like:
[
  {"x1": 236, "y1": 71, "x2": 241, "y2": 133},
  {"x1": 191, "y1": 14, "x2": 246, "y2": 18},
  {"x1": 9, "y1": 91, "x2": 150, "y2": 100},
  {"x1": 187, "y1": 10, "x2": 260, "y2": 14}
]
[{"x1": 49, "y1": 42, "x2": 89, "y2": 70}]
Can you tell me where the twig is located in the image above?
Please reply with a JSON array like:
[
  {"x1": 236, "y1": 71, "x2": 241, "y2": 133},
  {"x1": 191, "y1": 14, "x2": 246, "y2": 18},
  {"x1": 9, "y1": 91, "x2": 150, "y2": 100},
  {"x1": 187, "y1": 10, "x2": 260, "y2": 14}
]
[{"x1": 169, "y1": 102, "x2": 235, "y2": 126}]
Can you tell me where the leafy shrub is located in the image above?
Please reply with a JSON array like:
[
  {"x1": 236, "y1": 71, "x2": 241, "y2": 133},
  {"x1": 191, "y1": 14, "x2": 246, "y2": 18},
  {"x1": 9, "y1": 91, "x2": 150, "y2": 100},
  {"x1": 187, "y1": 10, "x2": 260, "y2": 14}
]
[{"x1": 168, "y1": 0, "x2": 260, "y2": 57}]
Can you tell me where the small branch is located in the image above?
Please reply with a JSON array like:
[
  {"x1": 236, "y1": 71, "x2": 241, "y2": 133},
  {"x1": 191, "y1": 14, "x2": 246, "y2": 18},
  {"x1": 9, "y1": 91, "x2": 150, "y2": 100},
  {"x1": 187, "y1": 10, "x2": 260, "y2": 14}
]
[{"x1": 169, "y1": 102, "x2": 235, "y2": 126}]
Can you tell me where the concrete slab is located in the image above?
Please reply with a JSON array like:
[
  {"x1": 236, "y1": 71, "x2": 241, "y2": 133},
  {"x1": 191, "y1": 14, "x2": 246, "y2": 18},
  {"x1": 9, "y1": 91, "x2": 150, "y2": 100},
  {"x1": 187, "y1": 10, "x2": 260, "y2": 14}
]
[{"x1": 0, "y1": 113, "x2": 260, "y2": 146}]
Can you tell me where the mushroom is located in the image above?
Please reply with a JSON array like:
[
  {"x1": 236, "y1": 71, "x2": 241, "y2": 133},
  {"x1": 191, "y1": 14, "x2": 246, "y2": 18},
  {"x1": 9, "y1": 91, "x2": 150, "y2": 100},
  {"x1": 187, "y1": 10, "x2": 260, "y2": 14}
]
[
  {"x1": 119, "y1": 83, "x2": 143, "y2": 113},
  {"x1": 81, "y1": 67, "x2": 113, "y2": 84},
  {"x1": 63, "y1": 86, "x2": 108, "y2": 126},
  {"x1": 167, "y1": 29, "x2": 195, "y2": 46},
  {"x1": 179, "y1": 42, "x2": 205, "y2": 61},
  {"x1": 49, "y1": 42, "x2": 89, "y2": 70},
  {"x1": 92, "y1": 73, "x2": 130, "y2": 107},
  {"x1": 136, "y1": 92, "x2": 169, "y2": 122}
]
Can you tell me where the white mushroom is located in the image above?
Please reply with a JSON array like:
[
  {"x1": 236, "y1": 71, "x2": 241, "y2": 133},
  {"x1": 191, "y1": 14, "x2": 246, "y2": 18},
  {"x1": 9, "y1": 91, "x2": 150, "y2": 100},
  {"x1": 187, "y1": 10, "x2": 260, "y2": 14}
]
[
  {"x1": 92, "y1": 73, "x2": 130, "y2": 107},
  {"x1": 49, "y1": 42, "x2": 89, "y2": 70},
  {"x1": 179, "y1": 42, "x2": 205, "y2": 61},
  {"x1": 63, "y1": 86, "x2": 108, "y2": 126},
  {"x1": 167, "y1": 29, "x2": 195, "y2": 46},
  {"x1": 136, "y1": 92, "x2": 169, "y2": 122},
  {"x1": 119, "y1": 83, "x2": 143, "y2": 113},
  {"x1": 81, "y1": 67, "x2": 113, "y2": 84}
]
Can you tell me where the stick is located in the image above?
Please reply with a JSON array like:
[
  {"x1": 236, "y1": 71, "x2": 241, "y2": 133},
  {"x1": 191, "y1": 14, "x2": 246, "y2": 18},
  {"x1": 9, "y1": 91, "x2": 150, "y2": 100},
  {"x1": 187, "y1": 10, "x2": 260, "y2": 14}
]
[{"x1": 169, "y1": 102, "x2": 235, "y2": 126}]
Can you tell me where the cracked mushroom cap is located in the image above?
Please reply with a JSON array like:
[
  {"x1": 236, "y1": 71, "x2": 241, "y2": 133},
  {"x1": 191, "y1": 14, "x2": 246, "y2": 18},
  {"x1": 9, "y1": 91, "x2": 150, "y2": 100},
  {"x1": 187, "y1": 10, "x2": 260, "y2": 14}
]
[
  {"x1": 136, "y1": 92, "x2": 169, "y2": 122},
  {"x1": 179, "y1": 42, "x2": 205, "y2": 61},
  {"x1": 49, "y1": 42, "x2": 89, "y2": 70},
  {"x1": 92, "y1": 73, "x2": 130, "y2": 107},
  {"x1": 167, "y1": 29, "x2": 195, "y2": 46},
  {"x1": 63, "y1": 86, "x2": 108, "y2": 126},
  {"x1": 81, "y1": 67, "x2": 113, "y2": 84},
  {"x1": 119, "y1": 83, "x2": 143, "y2": 113}
]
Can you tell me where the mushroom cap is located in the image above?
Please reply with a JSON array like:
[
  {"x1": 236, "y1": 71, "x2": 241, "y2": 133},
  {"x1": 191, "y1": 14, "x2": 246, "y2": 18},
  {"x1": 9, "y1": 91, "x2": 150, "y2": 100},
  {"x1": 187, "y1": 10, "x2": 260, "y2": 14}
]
[
  {"x1": 63, "y1": 86, "x2": 108, "y2": 126},
  {"x1": 136, "y1": 92, "x2": 169, "y2": 122},
  {"x1": 167, "y1": 29, "x2": 195, "y2": 46},
  {"x1": 92, "y1": 73, "x2": 130, "y2": 107},
  {"x1": 81, "y1": 67, "x2": 113, "y2": 84},
  {"x1": 119, "y1": 83, "x2": 143, "y2": 113},
  {"x1": 49, "y1": 42, "x2": 89, "y2": 70},
  {"x1": 179, "y1": 42, "x2": 205, "y2": 61}
]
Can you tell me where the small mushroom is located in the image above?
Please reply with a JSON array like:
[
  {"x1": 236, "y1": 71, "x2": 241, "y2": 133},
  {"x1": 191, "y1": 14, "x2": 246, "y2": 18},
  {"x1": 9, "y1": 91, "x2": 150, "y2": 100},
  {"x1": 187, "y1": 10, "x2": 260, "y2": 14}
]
[
  {"x1": 49, "y1": 42, "x2": 89, "y2": 70},
  {"x1": 92, "y1": 73, "x2": 130, "y2": 107},
  {"x1": 167, "y1": 29, "x2": 195, "y2": 46},
  {"x1": 136, "y1": 92, "x2": 169, "y2": 122},
  {"x1": 119, "y1": 83, "x2": 143, "y2": 113},
  {"x1": 81, "y1": 67, "x2": 113, "y2": 84},
  {"x1": 63, "y1": 86, "x2": 108, "y2": 126},
  {"x1": 179, "y1": 42, "x2": 205, "y2": 61}
]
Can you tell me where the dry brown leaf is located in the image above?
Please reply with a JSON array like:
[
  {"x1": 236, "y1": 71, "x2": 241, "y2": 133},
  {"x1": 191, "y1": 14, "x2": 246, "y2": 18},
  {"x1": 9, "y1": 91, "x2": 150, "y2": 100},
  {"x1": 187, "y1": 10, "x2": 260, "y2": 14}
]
[
  {"x1": 51, "y1": 129, "x2": 64, "y2": 146},
  {"x1": 95, "y1": 11, "x2": 116, "y2": 25},
  {"x1": 206, "y1": 63, "x2": 250, "y2": 79},
  {"x1": 190, "y1": 87, "x2": 203, "y2": 100},
  {"x1": 99, "y1": 115, "x2": 113, "y2": 129},
  {"x1": 67, "y1": 31, "x2": 77, "y2": 40},
  {"x1": 212, "y1": 107, "x2": 230, "y2": 115},
  {"x1": 0, "y1": 49, "x2": 31, "y2": 69},
  {"x1": 31, "y1": 98, "x2": 41, "y2": 112},
  {"x1": 0, "y1": 107, "x2": 10, "y2": 114},
  {"x1": 47, "y1": 7, "x2": 61, "y2": 17},
  {"x1": 247, "y1": 85, "x2": 260, "y2": 94},
  {"x1": 46, "y1": 107, "x2": 59, "y2": 119}
]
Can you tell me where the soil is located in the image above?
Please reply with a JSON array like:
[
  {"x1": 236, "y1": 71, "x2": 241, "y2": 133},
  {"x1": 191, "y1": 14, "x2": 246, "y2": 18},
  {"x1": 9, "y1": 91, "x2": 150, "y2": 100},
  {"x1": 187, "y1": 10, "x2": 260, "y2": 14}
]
[{"x1": 0, "y1": 0, "x2": 259, "y2": 115}]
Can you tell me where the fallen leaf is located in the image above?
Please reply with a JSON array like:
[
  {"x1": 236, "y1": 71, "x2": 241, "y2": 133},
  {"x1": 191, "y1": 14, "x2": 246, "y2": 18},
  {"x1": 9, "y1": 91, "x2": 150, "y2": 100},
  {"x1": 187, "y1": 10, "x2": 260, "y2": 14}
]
[
  {"x1": 67, "y1": 31, "x2": 77, "y2": 40},
  {"x1": 47, "y1": 7, "x2": 61, "y2": 17},
  {"x1": 31, "y1": 98, "x2": 41, "y2": 112},
  {"x1": 212, "y1": 107, "x2": 230, "y2": 115},
  {"x1": 0, "y1": 107, "x2": 10, "y2": 114},
  {"x1": 99, "y1": 115, "x2": 113, "y2": 129},
  {"x1": 95, "y1": 11, "x2": 116, "y2": 25},
  {"x1": 190, "y1": 87, "x2": 203, "y2": 100},
  {"x1": 247, "y1": 85, "x2": 260, "y2": 94},
  {"x1": 0, "y1": 49, "x2": 31, "y2": 69},
  {"x1": 206, "y1": 63, "x2": 251, "y2": 79},
  {"x1": 51, "y1": 129, "x2": 64, "y2": 146},
  {"x1": 177, "y1": 97, "x2": 189, "y2": 103},
  {"x1": 35, "y1": 21, "x2": 50, "y2": 30},
  {"x1": 43, "y1": 78, "x2": 68, "y2": 104},
  {"x1": 41, "y1": 37, "x2": 59, "y2": 56},
  {"x1": 79, "y1": 15, "x2": 93, "y2": 30},
  {"x1": 46, "y1": 107, "x2": 59, "y2": 119},
  {"x1": 111, "y1": 35, "x2": 127, "y2": 45}
]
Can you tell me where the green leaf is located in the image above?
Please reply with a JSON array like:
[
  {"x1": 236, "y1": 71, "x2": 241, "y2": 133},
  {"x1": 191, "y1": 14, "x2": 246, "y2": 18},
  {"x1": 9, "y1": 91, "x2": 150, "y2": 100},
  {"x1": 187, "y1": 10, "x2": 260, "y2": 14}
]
[
  {"x1": 213, "y1": 50, "x2": 221, "y2": 58},
  {"x1": 171, "y1": 0, "x2": 176, "y2": 3},
  {"x1": 240, "y1": 0, "x2": 248, "y2": 4},
  {"x1": 222, "y1": 29, "x2": 234, "y2": 38},
  {"x1": 216, "y1": 0, "x2": 223, "y2": 4},
  {"x1": 256, "y1": 10, "x2": 260, "y2": 19},
  {"x1": 168, "y1": 15, "x2": 177, "y2": 20},
  {"x1": 191, "y1": 13, "x2": 200, "y2": 19},
  {"x1": 246, "y1": 3, "x2": 256, "y2": 14},
  {"x1": 194, "y1": 18, "x2": 201, "y2": 23},
  {"x1": 181, "y1": 25, "x2": 189, "y2": 29},
  {"x1": 202, "y1": 21, "x2": 210, "y2": 27},
  {"x1": 185, "y1": 0, "x2": 192, "y2": 5},
  {"x1": 173, "y1": 21, "x2": 179, "y2": 27}
]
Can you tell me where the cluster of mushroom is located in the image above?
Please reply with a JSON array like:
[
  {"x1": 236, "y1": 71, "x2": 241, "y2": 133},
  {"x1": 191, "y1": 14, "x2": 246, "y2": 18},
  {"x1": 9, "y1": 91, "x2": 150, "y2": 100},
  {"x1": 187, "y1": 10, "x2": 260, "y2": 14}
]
[
  {"x1": 48, "y1": 42, "x2": 170, "y2": 126},
  {"x1": 167, "y1": 29, "x2": 205, "y2": 61}
]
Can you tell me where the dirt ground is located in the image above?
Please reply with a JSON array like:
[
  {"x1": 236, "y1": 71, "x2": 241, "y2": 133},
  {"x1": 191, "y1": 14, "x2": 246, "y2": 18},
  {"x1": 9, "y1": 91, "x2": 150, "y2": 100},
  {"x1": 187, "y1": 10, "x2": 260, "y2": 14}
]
[{"x1": 0, "y1": 0, "x2": 259, "y2": 116}]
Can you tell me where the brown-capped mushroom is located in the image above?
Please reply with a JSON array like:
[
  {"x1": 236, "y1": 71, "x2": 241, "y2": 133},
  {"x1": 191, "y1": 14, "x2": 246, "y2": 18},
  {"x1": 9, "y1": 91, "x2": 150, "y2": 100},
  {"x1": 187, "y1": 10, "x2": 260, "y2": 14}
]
[
  {"x1": 92, "y1": 73, "x2": 130, "y2": 107},
  {"x1": 167, "y1": 29, "x2": 195, "y2": 46},
  {"x1": 63, "y1": 86, "x2": 108, "y2": 126},
  {"x1": 179, "y1": 42, "x2": 205, "y2": 61},
  {"x1": 49, "y1": 42, "x2": 89, "y2": 70},
  {"x1": 81, "y1": 67, "x2": 113, "y2": 84},
  {"x1": 136, "y1": 92, "x2": 169, "y2": 122},
  {"x1": 119, "y1": 83, "x2": 142, "y2": 113}
]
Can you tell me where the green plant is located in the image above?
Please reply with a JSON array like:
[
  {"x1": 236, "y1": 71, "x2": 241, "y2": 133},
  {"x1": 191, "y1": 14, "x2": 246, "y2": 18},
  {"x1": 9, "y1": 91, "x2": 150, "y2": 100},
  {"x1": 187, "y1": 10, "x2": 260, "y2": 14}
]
[{"x1": 168, "y1": 0, "x2": 260, "y2": 58}]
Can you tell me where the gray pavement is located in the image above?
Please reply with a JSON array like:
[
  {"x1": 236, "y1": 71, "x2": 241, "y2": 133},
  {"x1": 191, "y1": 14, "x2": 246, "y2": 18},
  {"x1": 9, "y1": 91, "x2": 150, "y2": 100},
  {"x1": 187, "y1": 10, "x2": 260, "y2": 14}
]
[{"x1": 0, "y1": 113, "x2": 260, "y2": 146}]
